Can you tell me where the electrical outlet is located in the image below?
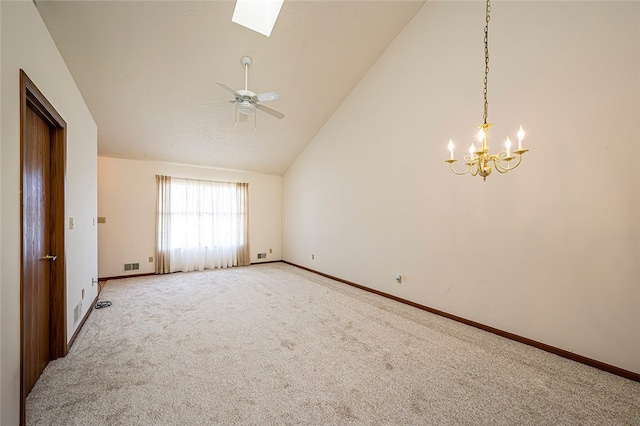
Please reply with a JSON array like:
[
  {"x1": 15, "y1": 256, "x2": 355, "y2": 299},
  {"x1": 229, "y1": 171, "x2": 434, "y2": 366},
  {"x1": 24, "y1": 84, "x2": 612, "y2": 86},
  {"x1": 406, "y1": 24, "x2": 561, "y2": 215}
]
[
  {"x1": 312, "y1": 254, "x2": 315, "y2": 260},
  {"x1": 148, "y1": 256, "x2": 154, "y2": 263},
  {"x1": 97, "y1": 217, "x2": 106, "y2": 224},
  {"x1": 69, "y1": 217, "x2": 74, "y2": 230},
  {"x1": 269, "y1": 248, "x2": 272, "y2": 253}
]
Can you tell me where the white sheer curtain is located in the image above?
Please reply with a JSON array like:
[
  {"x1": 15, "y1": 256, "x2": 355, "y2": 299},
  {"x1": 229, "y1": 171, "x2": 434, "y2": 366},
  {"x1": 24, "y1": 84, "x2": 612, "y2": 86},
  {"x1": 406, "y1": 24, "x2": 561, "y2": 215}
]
[
  {"x1": 156, "y1": 175, "x2": 172, "y2": 273},
  {"x1": 156, "y1": 175, "x2": 250, "y2": 273}
]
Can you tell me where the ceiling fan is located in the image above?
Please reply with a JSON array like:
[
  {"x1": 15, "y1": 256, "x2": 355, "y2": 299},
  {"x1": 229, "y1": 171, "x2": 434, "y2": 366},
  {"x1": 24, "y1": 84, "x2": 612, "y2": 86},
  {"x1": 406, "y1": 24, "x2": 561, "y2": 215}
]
[{"x1": 216, "y1": 56, "x2": 284, "y2": 124}]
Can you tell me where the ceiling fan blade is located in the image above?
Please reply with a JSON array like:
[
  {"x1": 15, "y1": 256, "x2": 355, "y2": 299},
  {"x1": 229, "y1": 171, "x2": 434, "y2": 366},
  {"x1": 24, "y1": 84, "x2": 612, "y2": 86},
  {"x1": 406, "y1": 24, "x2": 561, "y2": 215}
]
[
  {"x1": 255, "y1": 103, "x2": 284, "y2": 119},
  {"x1": 216, "y1": 82, "x2": 240, "y2": 96},
  {"x1": 201, "y1": 99, "x2": 236, "y2": 106},
  {"x1": 257, "y1": 92, "x2": 280, "y2": 102}
]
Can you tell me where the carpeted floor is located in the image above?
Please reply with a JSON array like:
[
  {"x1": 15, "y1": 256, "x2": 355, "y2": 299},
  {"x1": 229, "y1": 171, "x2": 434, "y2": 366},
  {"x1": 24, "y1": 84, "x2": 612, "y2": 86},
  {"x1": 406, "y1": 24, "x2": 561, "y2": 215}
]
[{"x1": 26, "y1": 263, "x2": 640, "y2": 425}]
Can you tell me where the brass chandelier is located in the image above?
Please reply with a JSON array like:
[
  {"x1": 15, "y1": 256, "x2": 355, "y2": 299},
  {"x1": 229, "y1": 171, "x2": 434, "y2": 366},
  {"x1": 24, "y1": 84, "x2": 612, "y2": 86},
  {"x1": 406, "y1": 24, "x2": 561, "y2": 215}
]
[{"x1": 445, "y1": 0, "x2": 528, "y2": 181}]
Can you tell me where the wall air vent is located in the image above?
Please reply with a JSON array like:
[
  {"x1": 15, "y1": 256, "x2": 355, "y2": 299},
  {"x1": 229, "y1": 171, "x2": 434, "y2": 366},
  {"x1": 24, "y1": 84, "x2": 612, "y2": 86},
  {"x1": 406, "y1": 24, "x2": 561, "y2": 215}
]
[
  {"x1": 74, "y1": 302, "x2": 82, "y2": 324},
  {"x1": 123, "y1": 263, "x2": 140, "y2": 271},
  {"x1": 257, "y1": 253, "x2": 267, "y2": 259}
]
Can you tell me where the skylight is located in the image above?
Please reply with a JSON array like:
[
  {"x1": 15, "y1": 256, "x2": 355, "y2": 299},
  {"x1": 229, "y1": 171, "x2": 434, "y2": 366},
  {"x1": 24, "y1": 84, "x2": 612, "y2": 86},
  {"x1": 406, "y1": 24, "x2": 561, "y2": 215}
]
[{"x1": 232, "y1": 0, "x2": 284, "y2": 37}]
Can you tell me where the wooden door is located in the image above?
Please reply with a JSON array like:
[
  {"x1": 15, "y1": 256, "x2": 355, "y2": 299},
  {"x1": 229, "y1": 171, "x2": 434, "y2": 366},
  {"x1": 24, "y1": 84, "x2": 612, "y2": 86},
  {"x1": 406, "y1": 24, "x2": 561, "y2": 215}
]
[
  {"x1": 20, "y1": 70, "x2": 67, "y2": 424},
  {"x1": 23, "y1": 105, "x2": 53, "y2": 394}
]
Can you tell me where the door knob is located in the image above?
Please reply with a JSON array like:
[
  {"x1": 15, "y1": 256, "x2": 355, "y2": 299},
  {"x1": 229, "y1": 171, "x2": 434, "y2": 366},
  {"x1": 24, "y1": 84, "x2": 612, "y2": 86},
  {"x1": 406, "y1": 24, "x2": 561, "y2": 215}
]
[{"x1": 41, "y1": 254, "x2": 57, "y2": 261}]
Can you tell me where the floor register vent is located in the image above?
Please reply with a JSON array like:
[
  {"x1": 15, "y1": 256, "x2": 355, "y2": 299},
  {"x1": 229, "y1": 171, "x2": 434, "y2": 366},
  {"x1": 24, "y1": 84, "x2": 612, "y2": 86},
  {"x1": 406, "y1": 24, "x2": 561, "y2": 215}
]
[{"x1": 123, "y1": 262, "x2": 140, "y2": 272}]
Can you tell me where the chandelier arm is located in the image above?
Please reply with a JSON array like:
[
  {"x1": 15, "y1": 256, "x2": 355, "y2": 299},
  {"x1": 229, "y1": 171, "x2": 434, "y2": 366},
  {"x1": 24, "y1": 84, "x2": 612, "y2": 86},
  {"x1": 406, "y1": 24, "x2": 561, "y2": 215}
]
[
  {"x1": 491, "y1": 153, "x2": 509, "y2": 173},
  {"x1": 447, "y1": 161, "x2": 473, "y2": 176},
  {"x1": 492, "y1": 153, "x2": 524, "y2": 173}
]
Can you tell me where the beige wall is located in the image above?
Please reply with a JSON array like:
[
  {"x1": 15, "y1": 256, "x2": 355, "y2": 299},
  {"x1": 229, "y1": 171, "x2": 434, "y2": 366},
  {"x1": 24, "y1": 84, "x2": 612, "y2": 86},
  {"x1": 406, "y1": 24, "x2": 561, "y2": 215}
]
[
  {"x1": 283, "y1": 2, "x2": 640, "y2": 374},
  {"x1": 1, "y1": 1, "x2": 99, "y2": 424},
  {"x1": 98, "y1": 157, "x2": 282, "y2": 278}
]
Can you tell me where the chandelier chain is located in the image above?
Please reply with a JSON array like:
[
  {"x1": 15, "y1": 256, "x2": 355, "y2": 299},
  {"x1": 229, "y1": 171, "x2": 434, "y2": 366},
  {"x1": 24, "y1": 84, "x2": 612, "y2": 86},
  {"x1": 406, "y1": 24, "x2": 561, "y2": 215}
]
[{"x1": 483, "y1": 0, "x2": 491, "y2": 125}]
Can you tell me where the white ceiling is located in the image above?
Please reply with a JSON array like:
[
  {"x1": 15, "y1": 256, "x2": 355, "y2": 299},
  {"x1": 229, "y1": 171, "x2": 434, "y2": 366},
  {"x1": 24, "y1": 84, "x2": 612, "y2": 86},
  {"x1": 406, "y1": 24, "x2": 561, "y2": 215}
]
[{"x1": 36, "y1": 0, "x2": 425, "y2": 175}]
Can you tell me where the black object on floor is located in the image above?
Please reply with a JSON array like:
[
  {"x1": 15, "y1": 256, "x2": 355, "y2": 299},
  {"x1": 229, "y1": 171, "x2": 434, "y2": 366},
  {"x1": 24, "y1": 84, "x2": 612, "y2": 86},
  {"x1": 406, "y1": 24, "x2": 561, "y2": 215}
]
[{"x1": 95, "y1": 301, "x2": 112, "y2": 309}]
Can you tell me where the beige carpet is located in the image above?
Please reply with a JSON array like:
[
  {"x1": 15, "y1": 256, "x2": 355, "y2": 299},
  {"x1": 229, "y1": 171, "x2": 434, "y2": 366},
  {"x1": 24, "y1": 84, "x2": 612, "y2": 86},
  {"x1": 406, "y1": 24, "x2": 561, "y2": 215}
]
[{"x1": 26, "y1": 263, "x2": 640, "y2": 425}]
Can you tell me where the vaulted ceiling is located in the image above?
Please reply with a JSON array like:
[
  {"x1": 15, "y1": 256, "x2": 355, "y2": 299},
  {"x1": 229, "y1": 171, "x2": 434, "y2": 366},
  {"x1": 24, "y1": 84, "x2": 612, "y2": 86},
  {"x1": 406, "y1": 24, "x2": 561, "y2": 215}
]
[{"x1": 36, "y1": 1, "x2": 424, "y2": 175}]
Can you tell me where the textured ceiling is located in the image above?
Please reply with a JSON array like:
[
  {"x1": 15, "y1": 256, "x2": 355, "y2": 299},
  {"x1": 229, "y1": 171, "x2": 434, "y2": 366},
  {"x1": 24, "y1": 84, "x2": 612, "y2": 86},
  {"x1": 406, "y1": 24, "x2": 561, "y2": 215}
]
[{"x1": 36, "y1": 0, "x2": 424, "y2": 175}]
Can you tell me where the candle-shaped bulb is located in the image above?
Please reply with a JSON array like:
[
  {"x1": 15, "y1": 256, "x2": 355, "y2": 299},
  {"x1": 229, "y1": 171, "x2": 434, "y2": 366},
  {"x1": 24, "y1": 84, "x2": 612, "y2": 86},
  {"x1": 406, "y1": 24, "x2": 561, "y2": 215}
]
[
  {"x1": 517, "y1": 125, "x2": 525, "y2": 151},
  {"x1": 469, "y1": 143, "x2": 476, "y2": 157},
  {"x1": 477, "y1": 129, "x2": 485, "y2": 142},
  {"x1": 505, "y1": 137, "x2": 512, "y2": 157},
  {"x1": 448, "y1": 139, "x2": 454, "y2": 160}
]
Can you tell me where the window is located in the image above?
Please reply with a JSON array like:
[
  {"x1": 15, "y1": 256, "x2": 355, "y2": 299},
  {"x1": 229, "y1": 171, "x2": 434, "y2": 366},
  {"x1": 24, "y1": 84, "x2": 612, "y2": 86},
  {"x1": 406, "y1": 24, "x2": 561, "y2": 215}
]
[{"x1": 156, "y1": 175, "x2": 250, "y2": 273}]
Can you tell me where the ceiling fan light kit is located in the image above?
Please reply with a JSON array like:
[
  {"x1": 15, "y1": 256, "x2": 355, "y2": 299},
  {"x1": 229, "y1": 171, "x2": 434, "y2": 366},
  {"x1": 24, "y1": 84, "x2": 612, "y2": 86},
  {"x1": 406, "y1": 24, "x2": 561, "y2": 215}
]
[
  {"x1": 215, "y1": 55, "x2": 284, "y2": 128},
  {"x1": 236, "y1": 98, "x2": 255, "y2": 115}
]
